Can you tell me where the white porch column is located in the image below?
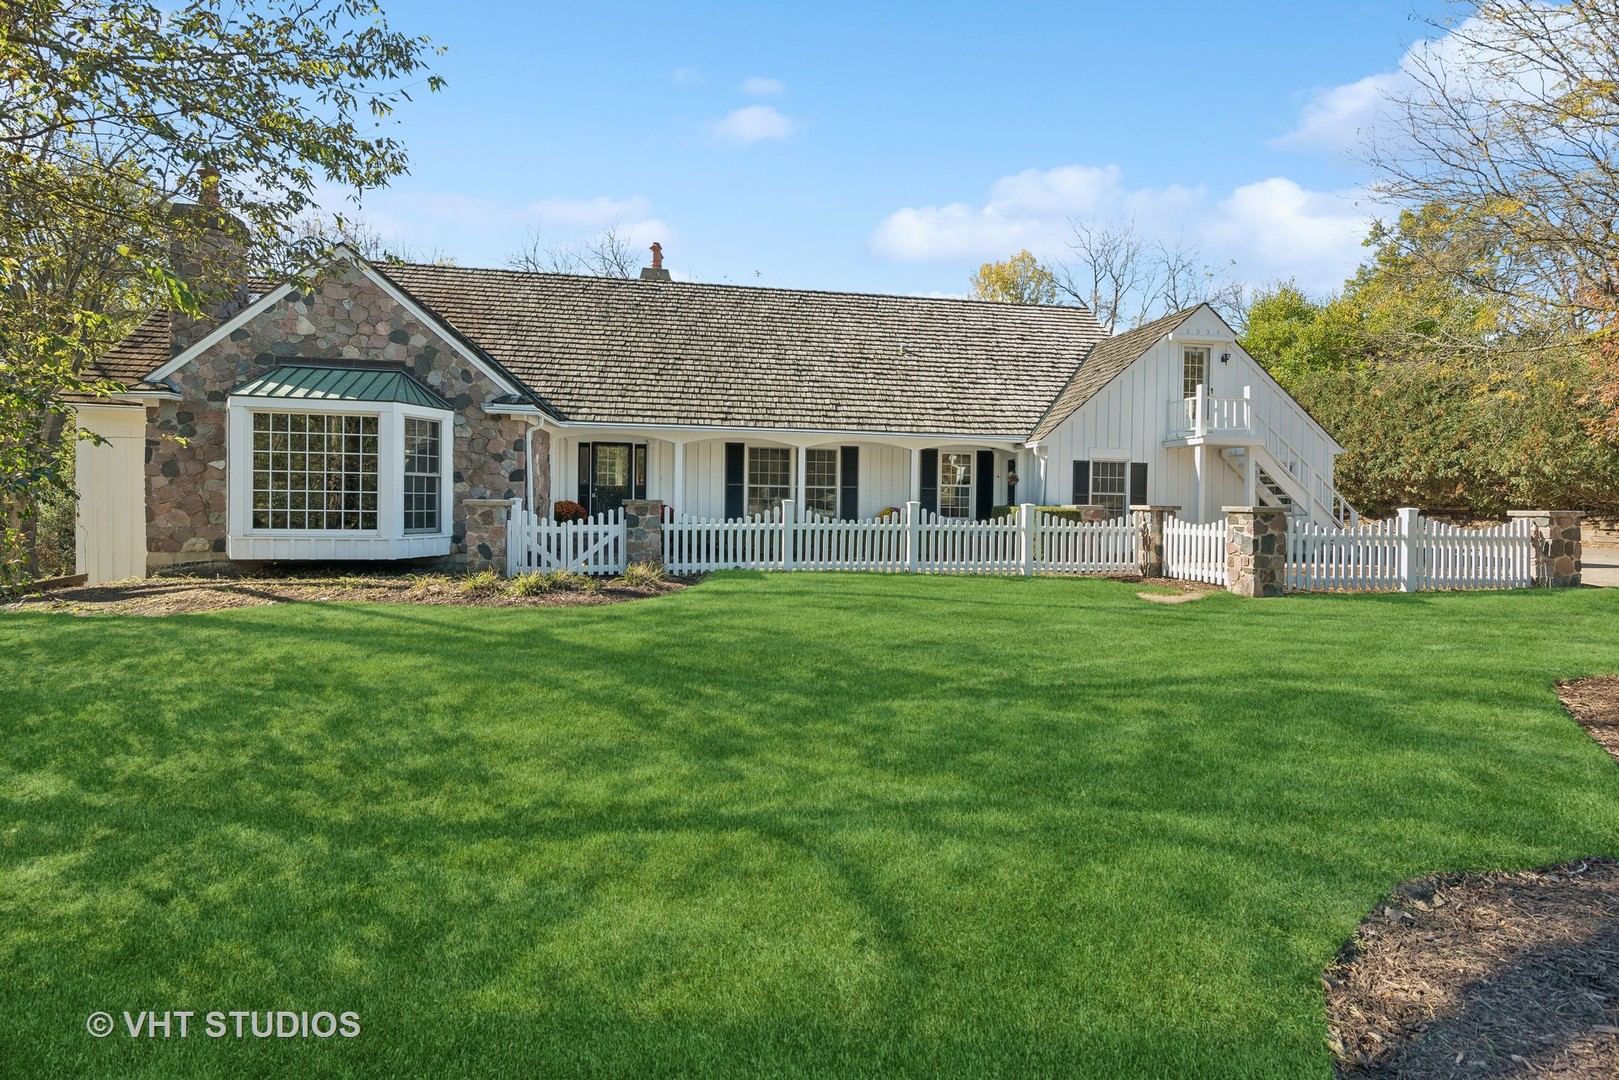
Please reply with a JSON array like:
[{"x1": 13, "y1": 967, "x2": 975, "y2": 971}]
[
  {"x1": 672, "y1": 440, "x2": 686, "y2": 516},
  {"x1": 794, "y1": 442, "x2": 807, "y2": 512},
  {"x1": 1244, "y1": 450, "x2": 1256, "y2": 506},
  {"x1": 1194, "y1": 443, "x2": 1208, "y2": 522},
  {"x1": 909, "y1": 446, "x2": 922, "y2": 504}
]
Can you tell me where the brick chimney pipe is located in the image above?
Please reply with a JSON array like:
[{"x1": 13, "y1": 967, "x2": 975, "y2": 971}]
[{"x1": 650, "y1": 242, "x2": 663, "y2": 270}]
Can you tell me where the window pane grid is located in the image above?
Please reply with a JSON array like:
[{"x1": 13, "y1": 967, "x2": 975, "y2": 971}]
[
  {"x1": 251, "y1": 412, "x2": 378, "y2": 531},
  {"x1": 747, "y1": 447, "x2": 792, "y2": 517},
  {"x1": 1183, "y1": 346, "x2": 1208, "y2": 399},
  {"x1": 1092, "y1": 459, "x2": 1127, "y2": 517},
  {"x1": 939, "y1": 452, "x2": 972, "y2": 519},
  {"x1": 403, "y1": 417, "x2": 441, "y2": 534},
  {"x1": 805, "y1": 449, "x2": 838, "y2": 517}
]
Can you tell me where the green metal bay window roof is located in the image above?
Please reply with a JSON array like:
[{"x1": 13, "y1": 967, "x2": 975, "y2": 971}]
[{"x1": 228, "y1": 365, "x2": 450, "y2": 409}]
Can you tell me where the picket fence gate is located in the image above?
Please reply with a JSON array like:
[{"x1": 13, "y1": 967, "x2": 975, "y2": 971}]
[
  {"x1": 506, "y1": 507, "x2": 626, "y2": 576},
  {"x1": 1285, "y1": 510, "x2": 1535, "y2": 592},
  {"x1": 1163, "y1": 517, "x2": 1225, "y2": 584}
]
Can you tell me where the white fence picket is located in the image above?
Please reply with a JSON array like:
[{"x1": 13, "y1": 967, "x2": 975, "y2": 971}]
[
  {"x1": 1163, "y1": 516, "x2": 1225, "y2": 584},
  {"x1": 1285, "y1": 513, "x2": 1535, "y2": 592}
]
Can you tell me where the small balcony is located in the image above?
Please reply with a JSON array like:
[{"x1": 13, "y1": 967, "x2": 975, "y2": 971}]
[{"x1": 1165, "y1": 385, "x2": 1254, "y2": 444}]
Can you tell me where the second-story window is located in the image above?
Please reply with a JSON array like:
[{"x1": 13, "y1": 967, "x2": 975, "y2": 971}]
[{"x1": 1182, "y1": 346, "x2": 1209, "y2": 399}]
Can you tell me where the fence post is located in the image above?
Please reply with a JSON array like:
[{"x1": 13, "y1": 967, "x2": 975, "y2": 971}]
[
  {"x1": 1223, "y1": 505, "x2": 1288, "y2": 597},
  {"x1": 621, "y1": 499, "x2": 666, "y2": 570},
  {"x1": 1131, "y1": 504, "x2": 1178, "y2": 578},
  {"x1": 1507, "y1": 509, "x2": 1583, "y2": 587},
  {"x1": 1395, "y1": 507, "x2": 1420, "y2": 592},
  {"x1": 906, "y1": 500, "x2": 921, "y2": 572},
  {"x1": 1019, "y1": 502, "x2": 1037, "y2": 576},
  {"x1": 780, "y1": 498, "x2": 796, "y2": 571}
]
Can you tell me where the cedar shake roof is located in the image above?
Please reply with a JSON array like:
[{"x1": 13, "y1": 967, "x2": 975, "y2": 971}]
[
  {"x1": 376, "y1": 264, "x2": 1107, "y2": 436},
  {"x1": 93, "y1": 260, "x2": 1168, "y2": 440},
  {"x1": 1027, "y1": 306, "x2": 1202, "y2": 442}
]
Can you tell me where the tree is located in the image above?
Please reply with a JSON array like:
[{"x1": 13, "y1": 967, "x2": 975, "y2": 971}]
[
  {"x1": 969, "y1": 250, "x2": 1058, "y2": 305},
  {"x1": 1052, "y1": 218, "x2": 1243, "y2": 331},
  {"x1": 0, "y1": 0, "x2": 444, "y2": 583},
  {"x1": 1368, "y1": 1, "x2": 1619, "y2": 328},
  {"x1": 507, "y1": 221, "x2": 642, "y2": 279}
]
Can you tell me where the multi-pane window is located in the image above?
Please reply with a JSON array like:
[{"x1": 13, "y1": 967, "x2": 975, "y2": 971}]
[
  {"x1": 251, "y1": 412, "x2": 379, "y2": 531},
  {"x1": 747, "y1": 447, "x2": 793, "y2": 516},
  {"x1": 403, "y1": 417, "x2": 441, "y2": 533},
  {"x1": 1092, "y1": 459, "x2": 1128, "y2": 517},
  {"x1": 805, "y1": 449, "x2": 838, "y2": 518},
  {"x1": 1182, "y1": 345, "x2": 1209, "y2": 399},
  {"x1": 939, "y1": 452, "x2": 973, "y2": 519}
]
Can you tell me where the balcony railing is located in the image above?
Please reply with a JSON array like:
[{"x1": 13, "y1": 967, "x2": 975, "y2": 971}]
[{"x1": 1166, "y1": 385, "x2": 1252, "y2": 438}]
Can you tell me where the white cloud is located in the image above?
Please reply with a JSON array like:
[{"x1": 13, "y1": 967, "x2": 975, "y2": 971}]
[
  {"x1": 871, "y1": 163, "x2": 1373, "y2": 296},
  {"x1": 740, "y1": 75, "x2": 785, "y2": 96},
  {"x1": 710, "y1": 105, "x2": 795, "y2": 146},
  {"x1": 672, "y1": 67, "x2": 704, "y2": 85},
  {"x1": 520, "y1": 195, "x2": 654, "y2": 230},
  {"x1": 1277, "y1": 72, "x2": 1402, "y2": 153}
]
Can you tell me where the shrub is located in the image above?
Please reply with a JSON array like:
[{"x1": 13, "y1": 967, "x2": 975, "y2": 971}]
[
  {"x1": 507, "y1": 572, "x2": 552, "y2": 596},
  {"x1": 552, "y1": 500, "x2": 587, "y2": 522},
  {"x1": 506, "y1": 568, "x2": 595, "y2": 596},
  {"x1": 620, "y1": 561, "x2": 667, "y2": 587},
  {"x1": 459, "y1": 568, "x2": 503, "y2": 597}
]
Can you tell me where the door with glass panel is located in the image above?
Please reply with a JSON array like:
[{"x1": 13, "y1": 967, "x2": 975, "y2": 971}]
[{"x1": 589, "y1": 443, "x2": 632, "y2": 516}]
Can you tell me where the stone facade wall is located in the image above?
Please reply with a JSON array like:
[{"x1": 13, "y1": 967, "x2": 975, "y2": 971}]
[
  {"x1": 1224, "y1": 506, "x2": 1288, "y2": 597},
  {"x1": 1130, "y1": 505, "x2": 1178, "y2": 578},
  {"x1": 145, "y1": 263, "x2": 546, "y2": 569},
  {"x1": 463, "y1": 499, "x2": 514, "y2": 574}
]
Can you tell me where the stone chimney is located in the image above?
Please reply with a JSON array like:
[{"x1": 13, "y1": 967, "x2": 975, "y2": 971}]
[
  {"x1": 639, "y1": 242, "x2": 671, "y2": 282},
  {"x1": 167, "y1": 166, "x2": 251, "y2": 356}
]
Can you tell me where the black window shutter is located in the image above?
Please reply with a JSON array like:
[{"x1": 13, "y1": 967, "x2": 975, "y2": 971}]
[
  {"x1": 1072, "y1": 460, "x2": 1090, "y2": 505},
  {"x1": 577, "y1": 443, "x2": 591, "y2": 509},
  {"x1": 975, "y1": 450, "x2": 995, "y2": 520},
  {"x1": 1129, "y1": 462, "x2": 1148, "y2": 508},
  {"x1": 633, "y1": 445, "x2": 647, "y2": 500},
  {"x1": 919, "y1": 449, "x2": 939, "y2": 515},
  {"x1": 724, "y1": 442, "x2": 745, "y2": 520},
  {"x1": 839, "y1": 446, "x2": 859, "y2": 520}
]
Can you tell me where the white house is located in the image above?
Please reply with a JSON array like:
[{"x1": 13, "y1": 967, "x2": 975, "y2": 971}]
[{"x1": 75, "y1": 247, "x2": 1351, "y2": 581}]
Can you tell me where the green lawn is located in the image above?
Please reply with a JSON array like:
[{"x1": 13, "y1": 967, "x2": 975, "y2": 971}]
[{"x1": 2, "y1": 574, "x2": 1617, "y2": 1078}]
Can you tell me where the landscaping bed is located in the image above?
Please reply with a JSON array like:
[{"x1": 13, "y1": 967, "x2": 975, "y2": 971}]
[
  {"x1": 1325, "y1": 678, "x2": 1619, "y2": 1078},
  {"x1": 2, "y1": 568, "x2": 696, "y2": 616}
]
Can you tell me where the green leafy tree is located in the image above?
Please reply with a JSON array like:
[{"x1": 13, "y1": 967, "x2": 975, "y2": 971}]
[
  {"x1": 0, "y1": 0, "x2": 444, "y2": 583},
  {"x1": 969, "y1": 250, "x2": 1058, "y2": 305}
]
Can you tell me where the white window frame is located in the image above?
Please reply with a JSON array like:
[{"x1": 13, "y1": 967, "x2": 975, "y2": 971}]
[
  {"x1": 226, "y1": 396, "x2": 454, "y2": 560},
  {"x1": 939, "y1": 451, "x2": 973, "y2": 519},
  {"x1": 1182, "y1": 345, "x2": 1210, "y2": 400},
  {"x1": 1090, "y1": 457, "x2": 1129, "y2": 518},
  {"x1": 804, "y1": 447, "x2": 839, "y2": 518},
  {"x1": 746, "y1": 446, "x2": 794, "y2": 517}
]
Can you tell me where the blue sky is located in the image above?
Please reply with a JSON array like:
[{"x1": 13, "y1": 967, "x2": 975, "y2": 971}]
[{"x1": 338, "y1": 1, "x2": 1451, "y2": 298}]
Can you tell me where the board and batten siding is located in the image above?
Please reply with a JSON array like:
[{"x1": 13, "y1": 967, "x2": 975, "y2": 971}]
[
  {"x1": 1031, "y1": 306, "x2": 1341, "y2": 521},
  {"x1": 74, "y1": 402, "x2": 150, "y2": 584},
  {"x1": 549, "y1": 433, "x2": 1010, "y2": 520}
]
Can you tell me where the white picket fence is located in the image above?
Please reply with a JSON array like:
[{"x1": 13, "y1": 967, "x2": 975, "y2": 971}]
[
  {"x1": 1163, "y1": 517, "x2": 1226, "y2": 584},
  {"x1": 1285, "y1": 510, "x2": 1535, "y2": 592},
  {"x1": 663, "y1": 503, "x2": 1137, "y2": 576},
  {"x1": 506, "y1": 507, "x2": 626, "y2": 576}
]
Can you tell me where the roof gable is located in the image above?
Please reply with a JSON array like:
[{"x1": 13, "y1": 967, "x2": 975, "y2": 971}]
[{"x1": 1028, "y1": 306, "x2": 1204, "y2": 442}]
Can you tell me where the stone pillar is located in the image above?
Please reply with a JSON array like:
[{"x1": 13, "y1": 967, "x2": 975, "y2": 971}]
[
  {"x1": 1066, "y1": 504, "x2": 1112, "y2": 522},
  {"x1": 1224, "y1": 505, "x2": 1288, "y2": 597},
  {"x1": 1508, "y1": 510, "x2": 1583, "y2": 587},
  {"x1": 622, "y1": 499, "x2": 666, "y2": 569},
  {"x1": 1130, "y1": 504, "x2": 1180, "y2": 578},
  {"x1": 464, "y1": 498, "x2": 514, "y2": 575}
]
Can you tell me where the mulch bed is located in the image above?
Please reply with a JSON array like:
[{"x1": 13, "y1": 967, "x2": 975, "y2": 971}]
[
  {"x1": 1325, "y1": 678, "x2": 1619, "y2": 1078},
  {"x1": 2, "y1": 572, "x2": 696, "y2": 616}
]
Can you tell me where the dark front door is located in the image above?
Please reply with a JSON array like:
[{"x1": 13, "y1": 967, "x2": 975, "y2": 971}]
[{"x1": 590, "y1": 443, "x2": 632, "y2": 516}]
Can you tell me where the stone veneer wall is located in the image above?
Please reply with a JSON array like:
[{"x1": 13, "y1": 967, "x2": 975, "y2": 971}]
[
  {"x1": 144, "y1": 263, "x2": 548, "y2": 569},
  {"x1": 1224, "y1": 505, "x2": 1289, "y2": 597}
]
